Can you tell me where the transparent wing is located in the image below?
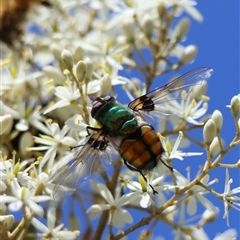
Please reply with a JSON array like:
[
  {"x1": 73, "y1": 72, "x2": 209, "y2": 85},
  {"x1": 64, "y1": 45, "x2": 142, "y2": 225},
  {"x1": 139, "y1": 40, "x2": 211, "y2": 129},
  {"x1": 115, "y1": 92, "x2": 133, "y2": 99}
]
[
  {"x1": 128, "y1": 67, "x2": 213, "y2": 117},
  {"x1": 52, "y1": 129, "x2": 120, "y2": 201}
]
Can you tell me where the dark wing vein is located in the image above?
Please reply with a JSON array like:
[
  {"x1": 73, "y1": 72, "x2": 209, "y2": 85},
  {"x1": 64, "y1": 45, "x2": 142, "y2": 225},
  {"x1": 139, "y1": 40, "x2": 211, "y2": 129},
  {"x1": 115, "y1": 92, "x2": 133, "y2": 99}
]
[
  {"x1": 128, "y1": 67, "x2": 213, "y2": 112},
  {"x1": 53, "y1": 129, "x2": 110, "y2": 200}
]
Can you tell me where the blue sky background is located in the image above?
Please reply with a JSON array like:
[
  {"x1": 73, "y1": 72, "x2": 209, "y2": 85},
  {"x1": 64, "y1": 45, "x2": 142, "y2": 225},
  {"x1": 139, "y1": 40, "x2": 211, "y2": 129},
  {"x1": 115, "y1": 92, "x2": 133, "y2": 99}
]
[
  {"x1": 114, "y1": 1, "x2": 240, "y2": 239},
  {"x1": 185, "y1": 2, "x2": 239, "y2": 238}
]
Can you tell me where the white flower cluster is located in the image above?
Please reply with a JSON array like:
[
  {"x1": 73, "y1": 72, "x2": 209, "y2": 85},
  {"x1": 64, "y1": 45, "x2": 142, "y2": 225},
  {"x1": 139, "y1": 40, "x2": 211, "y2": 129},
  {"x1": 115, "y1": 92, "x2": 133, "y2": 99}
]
[{"x1": 1, "y1": 0, "x2": 240, "y2": 240}]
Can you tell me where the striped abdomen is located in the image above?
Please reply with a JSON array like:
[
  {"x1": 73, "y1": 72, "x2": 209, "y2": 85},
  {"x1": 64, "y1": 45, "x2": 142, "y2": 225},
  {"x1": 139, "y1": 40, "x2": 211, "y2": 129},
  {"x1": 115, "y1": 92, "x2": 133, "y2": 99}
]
[{"x1": 119, "y1": 124, "x2": 164, "y2": 171}]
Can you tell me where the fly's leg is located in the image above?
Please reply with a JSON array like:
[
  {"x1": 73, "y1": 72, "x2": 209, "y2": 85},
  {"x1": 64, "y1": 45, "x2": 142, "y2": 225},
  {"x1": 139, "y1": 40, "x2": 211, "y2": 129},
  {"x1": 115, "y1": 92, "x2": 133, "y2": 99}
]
[
  {"x1": 161, "y1": 159, "x2": 173, "y2": 172},
  {"x1": 139, "y1": 170, "x2": 158, "y2": 195},
  {"x1": 70, "y1": 126, "x2": 103, "y2": 151},
  {"x1": 86, "y1": 126, "x2": 102, "y2": 136},
  {"x1": 123, "y1": 159, "x2": 158, "y2": 195}
]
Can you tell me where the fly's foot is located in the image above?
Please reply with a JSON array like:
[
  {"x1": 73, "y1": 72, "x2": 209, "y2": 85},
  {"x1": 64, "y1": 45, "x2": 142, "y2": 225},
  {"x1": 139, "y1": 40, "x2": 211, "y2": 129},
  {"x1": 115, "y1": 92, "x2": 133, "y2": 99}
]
[{"x1": 150, "y1": 184, "x2": 158, "y2": 195}]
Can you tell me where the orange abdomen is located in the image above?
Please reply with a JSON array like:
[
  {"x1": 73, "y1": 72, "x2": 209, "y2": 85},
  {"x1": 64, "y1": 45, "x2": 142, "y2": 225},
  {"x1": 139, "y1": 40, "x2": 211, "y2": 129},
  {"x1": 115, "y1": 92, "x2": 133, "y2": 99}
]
[{"x1": 119, "y1": 124, "x2": 164, "y2": 170}]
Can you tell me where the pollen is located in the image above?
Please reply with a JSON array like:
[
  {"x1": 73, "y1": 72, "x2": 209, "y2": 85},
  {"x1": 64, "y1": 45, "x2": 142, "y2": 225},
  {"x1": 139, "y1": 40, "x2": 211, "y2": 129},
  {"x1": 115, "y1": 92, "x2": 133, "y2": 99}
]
[
  {"x1": 115, "y1": 53, "x2": 123, "y2": 63},
  {"x1": 64, "y1": 80, "x2": 71, "y2": 87},
  {"x1": 30, "y1": 169, "x2": 36, "y2": 178},
  {"x1": 181, "y1": 90, "x2": 187, "y2": 100},
  {"x1": 45, "y1": 101, "x2": 54, "y2": 109},
  {"x1": 26, "y1": 147, "x2": 32, "y2": 152},
  {"x1": 0, "y1": 57, "x2": 11, "y2": 67},
  {"x1": 47, "y1": 118, "x2": 53, "y2": 123},
  {"x1": 203, "y1": 102, "x2": 208, "y2": 109},
  {"x1": 44, "y1": 79, "x2": 54, "y2": 85},
  {"x1": 122, "y1": 84, "x2": 126, "y2": 90},
  {"x1": 201, "y1": 95, "x2": 210, "y2": 101},
  {"x1": 93, "y1": 120, "x2": 101, "y2": 128},
  {"x1": 63, "y1": 69, "x2": 70, "y2": 75},
  {"x1": 157, "y1": 132, "x2": 165, "y2": 140},
  {"x1": 179, "y1": 131, "x2": 184, "y2": 138},
  {"x1": 39, "y1": 134, "x2": 54, "y2": 141},
  {"x1": 12, "y1": 150, "x2": 17, "y2": 155},
  {"x1": 47, "y1": 86, "x2": 54, "y2": 93},
  {"x1": 104, "y1": 65, "x2": 111, "y2": 75},
  {"x1": 36, "y1": 105, "x2": 42, "y2": 111},
  {"x1": 191, "y1": 99, "x2": 197, "y2": 107},
  {"x1": 10, "y1": 65, "x2": 17, "y2": 78}
]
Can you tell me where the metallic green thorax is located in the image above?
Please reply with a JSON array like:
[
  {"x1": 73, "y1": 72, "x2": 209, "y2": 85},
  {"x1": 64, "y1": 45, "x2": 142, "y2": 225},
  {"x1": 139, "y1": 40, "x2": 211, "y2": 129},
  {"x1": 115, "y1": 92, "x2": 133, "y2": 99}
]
[{"x1": 91, "y1": 96, "x2": 138, "y2": 135}]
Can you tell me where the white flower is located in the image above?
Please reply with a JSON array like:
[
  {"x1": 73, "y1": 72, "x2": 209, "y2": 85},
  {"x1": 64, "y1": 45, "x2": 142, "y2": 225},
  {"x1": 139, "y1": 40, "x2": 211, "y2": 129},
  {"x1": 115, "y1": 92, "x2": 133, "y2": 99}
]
[
  {"x1": 0, "y1": 152, "x2": 34, "y2": 189},
  {"x1": 226, "y1": 93, "x2": 240, "y2": 108},
  {"x1": 174, "y1": 0, "x2": 203, "y2": 22},
  {"x1": 0, "y1": 97, "x2": 45, "y2": 132},
  {"x1": 31, "y1": 207, "x2": 79, "y2": 240},
  {"x1": 87, "y1": 182, "x2": 137, "y2": 228},
  {"x1": 166, "y1": 96, "x2": 208, "y2": 125},
  {"x1": 222, "y1": 169, "x2": 240, "y2": 226},
  {"x1": 1, "y1": 57, "x2": 44, "y2": 102},
  {"x1": 44, "y1": 80, "x2": 80, "y2": 114},
  {"x1": 29, "y1": 122, "x2": 76, "y2": 169},
  {"x1": 127, "y1": 181, "x2": 152, "y2": 208},
  {"x1": 127, "y1": 173, "x2": 171, "y2": 208},
  {"x1": 173, "y1": 201, "x2": 210, "y2": 240},
  {"x1": 213, "y1": 229, "x2": 238, "y2": 240},
  {"x1": 175, "y1": 171, "x2": 217, "y2": 215},
  {"x1": 1, "y1": 178, "x2": 51, "y2": 217},
  {"x1": 162, "y1": 132, "x2": 203, "y2": 161}
]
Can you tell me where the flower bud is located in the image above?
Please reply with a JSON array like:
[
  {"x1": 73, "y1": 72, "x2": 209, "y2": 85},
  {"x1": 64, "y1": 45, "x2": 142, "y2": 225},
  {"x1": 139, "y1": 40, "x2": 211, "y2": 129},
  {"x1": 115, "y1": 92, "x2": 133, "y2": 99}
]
[
  {"x1": 73, "y1": 46, "x2": 84, "y2": 63},
  {"x1": 20, "y1": 131, "x2": 33, "y2": 156},
  {"x1": 0, "y1": 214, "x2": 15, "y2": 231},
  {"x1": 209, "y1": 137, "x2": 222, "y2": 156},
  {"x1": 173, "y1": 18, "x2": 190, "y2": 41},
  {"x1": 61, "y1": 49, "x2": 73, "y2": 70},
  {"x1": 203, "y1": 119, "x2": 216, "y2": 145},
  {"x1": 44, "y1": 66, "x2": 65, "y2": 84},
  {"x1": 141, "y1": 15, "x2": 154, "y2": 36},
  {"x1": 51, "y1": 43, "x2": 62, "y2": 61},
  {"x1": 0, "y1": 200, "x2": 7, "y2": 214},
  {"x1": 0, "y1": 114, "x2": 13, "y2": 135},
  {"x1": 100, "y1": 74, "x2": 111, "y2": 96},
  {"x1": 211, "y1": 110, "x2": 223, "y2": 133},
  {"x1": 157, "y1": 3, "x2": 167, "y2": 19},
  {"x1": 84, "y1": 58, "x2": 94, "y2": 82},
  {"x1": 200, "y1": 208, "x2": 219, "y2": 224},
  {"x1": 76, "y1": 61, "x2": 86, "y2": 82},
  {"x1": 179, "y1": 45, "x2": 197, "y2": 65},
  {"x1": 122, "y1": 18, "x2": 135, "y2": 42},
  {"x1": 230, "y1": 95, "x2": 240, "y2": 117},
  {"x1": 156, "y1": 59, "x2": 166, "y2": 74},
  {"x1": 83, "y1": 80, "x2": 100, "y2": 97},
  {"x1": 191, "y1": 80, "x2": 207, "y2": 100}
]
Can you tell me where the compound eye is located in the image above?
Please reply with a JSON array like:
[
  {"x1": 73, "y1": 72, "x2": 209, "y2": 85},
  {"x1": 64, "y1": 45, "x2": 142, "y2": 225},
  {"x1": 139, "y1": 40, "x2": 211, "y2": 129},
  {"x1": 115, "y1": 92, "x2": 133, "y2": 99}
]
[{"x1": 91, "y1": 96, "x2": 115, "y2": 118}]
